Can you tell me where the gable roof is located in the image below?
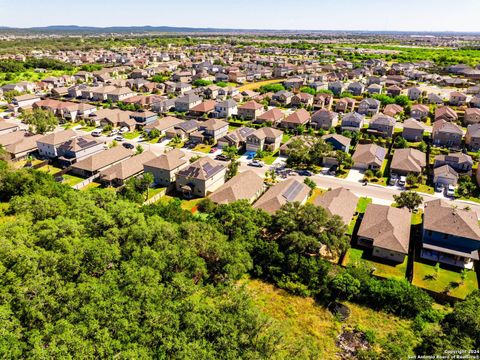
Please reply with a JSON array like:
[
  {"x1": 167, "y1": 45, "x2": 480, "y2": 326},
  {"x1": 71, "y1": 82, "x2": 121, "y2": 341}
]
[
  {"x1": 143, "y1": 149, "x2": 187, "y2": 171},
  {"x1": 313, "y1": 187, "x2": 358, "y2": 224},
  {"x1": 71, "y1": 146, "x2": 132, "y2": 172},
  {"x1": 357, "y1": 204, "x2": 411, "y2": 254},
  {"x1": 37, "y1": 129, "x2": 77, "y2": 146},
  {"x1": 209, "y1": 170, "x2": 264, "y2": 204},
  {"x1": 100, "y1": 150, "x2": 157, "y2": 181},
  {"x1": 177, "y1": 157, "x2": 226, "y2": 181},
  {"x1": 253, "y1": 178, "x2": 310, "y2": 214}
]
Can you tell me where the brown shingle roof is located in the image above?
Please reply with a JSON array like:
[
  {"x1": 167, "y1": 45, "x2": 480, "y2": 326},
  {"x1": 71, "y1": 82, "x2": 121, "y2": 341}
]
[
  {"x1": 100, "y1": 150, "x2": 157, "y2": 181},
  {"x1": 253, "y1": 178, "x2": 310, "y2": 214},
  {"x1": 357, "y1": 204, "x2": 411, "y2": 253},
  {"x1": 71, "y1": 146, "x2": 132, "y2": 173},
  {"x1": 209, "y1": 170, "x2": 264, "y2": 204},
  {"x1": 313, "y1": 187, "x2": 358, "y2": 225},
  {"x1": 143, "y1": 148, "x2": 187, "y2": 171}
]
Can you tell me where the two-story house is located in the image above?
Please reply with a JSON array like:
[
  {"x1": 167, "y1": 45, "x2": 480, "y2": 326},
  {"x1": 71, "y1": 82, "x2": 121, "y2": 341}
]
[
  {"x1": 431, "y1": 120, "x2": 463, "y2": 148},
  {"x1": 357, "y1": 98, "x2": 381, "y2": 116},
  {"x1": 341, "y1": 112, "x2": 365, "y2": 132},
  {"x1": 246, "y1": 127, "x2": 283, "y2": 153},
  {"x1": 368, "y1": 113, "x2": 396, "y2": 137}
]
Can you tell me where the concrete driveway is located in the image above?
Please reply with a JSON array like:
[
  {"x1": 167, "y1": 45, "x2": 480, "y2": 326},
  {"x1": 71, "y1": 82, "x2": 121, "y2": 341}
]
[{"x1": 345, "y1": 168, "x2": 365, "y2": 183}]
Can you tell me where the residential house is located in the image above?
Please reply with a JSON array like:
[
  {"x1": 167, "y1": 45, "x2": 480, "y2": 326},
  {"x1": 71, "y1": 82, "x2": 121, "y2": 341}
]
[
  {"x1": 313, "y1": 187, "x2": 358, "y2": 225},
  {"x1": 99, "y1": 150, "x2": 157, "y2": 186},
  {"x1": 255, "y1": 108, "x2": 285, "y2": 126},
  {"x1": 422, "y1": 199, "x2": 480, "y2": 269},
  {"x1": 434, "y1": 152, "x2": 473, "y2": 175},
  {"x1": 70, "y1": 146, "x2": 133, "y2": 178},
  {"x1": 433, "y1": 165, "x2": 459, "y2": 187},
  {"x1": 175, "y1": 94, "x2": 202, "y2": 112},
  {"x1": 410, "y1": 104, "x2": 429, "y2": 120},
  {"x1": 321, "y1": 134, "x2": 351, "y2": 152},
  {"x1": 143, "y1": 149, "x2": 188, "y2": 187},
  {"x1": 341, "y1": 112, "x2": 365, "y2": 132},
  {"x1": 176, "y1": 157, "x2": 227, "y2": 198},
  {"x1": 366, "y1": 84, "x2": 382, "y2": 95},
  {"x1": 214, "y1": 99, "x2": 237, "y2": 118},
  {"x1": 314, "y1": 93, "x2": 333, "y2": 109},
  {"x1": 407, "y1": 87, "x2": 422, "y2": 101},
  {"x1": 347, "y1": 82, "x2": 364, "y2": 96},
  {"x1": 106, "y1": 87, "x2": 134, "y2": 102},
  {"x1": 465, "y1": 124, "x2": 480, "y2": 150},
  {"x1": 209, "y1": 170, "x2": 264, "y2": 204},
  {"x1": 464, "y1": 108, "x2": 480, "y2": 125},
  {"x1": 271, "y1": 90, "x2": 294, "y2": 106},
  {"x1": 384, "y1": 104, "x2": 403, "y2": 118},
  {"x1": 237, "y1": 100, "x2": 264, "y2": 120},
  {"x1": 449, "y1": 91, "x2": 467, "y2": 106},
  {"x1": 57, "y1": 135, "x2": 105, "y2": 166},
  {"x1": 435, "y1": 106, "x2": 458, "y2": 122},
  {"x1": 386, "y1": 85, "x2": 402, "y2": 97},
  {"x1": 253, "y1": 177, "x2": 310, "y2": 214},
  {"x1": 130, "y1": 110, "x2": 158, "y2": 125},
  {"x1": 0, "y1": 131, "x2": 43, "y2": 160},
  {"x1": 96, "y1": 109, "x2": 136, "y2": 131},
  {"x1": 291, "y1": 93, "x2": 314, "y2": 108},
  {"x1": 36, "y1": 129, "x2": 77, "y2": 158},
  {"x1": 311, "y1": 109, "x2": 339, "y2": 130},
  {"x1": 352, "y1": 143, "x2": 386, "y2": 170},
  {"x1": 245, "y1": 127, "x2": 283, "y2": 153},
  {"x1": 357, "y1": 204, "x2": 411, "y2": 263},
  {"x1": 368, "y1": 113, "x2": 396, "y2": 137},
  {"x1": 10, "y1": 94, "x2": 40, "y2": 111},
  {"x1": 189, "y1": 100, "x2": 217, "y2": 117},
  {"x1": 217, "y1": 127, "x2": 256, "y2": 150},
  {"x1": 335, "y1": 97, "x2": 356, "y2": 113},
  {"x1": 357, "y1": 98, "x2": 381, "y2": 116},
  {"x1": 165, "y1": 120, "x2": 199, "y2": 140},
  {"x1": 144, "y1": 116, "x2": 184, "y2": 135},
  {"x1": 193, "y1": 119, "x2": 229, "y2": 143},
  {"x1": 470, "y1": 95, "x2": 480, "y2": 108},
  {"x1": 0, "y1": 121, "x2": 19, "y2": 136},
  {"x1": 328, "y1": 81, "x2": 343, "y2": 96},
  {"x1": 427, "y1": 93, "x2": 444, "y2": 105},
  {"x1": 402, "y1": 118, "x2": 426, "y2": 142},
  {"x1": 390, "y1": 148, "x2": 426, "y2": 176},
  {"x1": 281, "y1": 108, "x2": 311, "y2": 129},
  {"x1": 431, "y1": 120, "x2": 463, "y2": 148}
]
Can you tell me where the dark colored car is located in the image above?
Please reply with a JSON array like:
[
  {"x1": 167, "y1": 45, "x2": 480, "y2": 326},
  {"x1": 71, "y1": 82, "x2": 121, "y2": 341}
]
[
  {"x1": 215, "y1": 154, "x2": 230, "y2": 161},
  {"x1": 296, "y1": 169, "x2": 313, "y2": 176},
  {"x1": 328, "y1": 165, "x2": 338, "y2": 175},
  {"x1": 122, "y1": 142, "x2": 135, "y2": 149}
]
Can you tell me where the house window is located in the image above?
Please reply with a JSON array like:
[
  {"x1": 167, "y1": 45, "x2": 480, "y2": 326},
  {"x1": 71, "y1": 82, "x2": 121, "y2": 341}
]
[{"x1": 390, "y1": 253, "x2": 395, "y2": 257}]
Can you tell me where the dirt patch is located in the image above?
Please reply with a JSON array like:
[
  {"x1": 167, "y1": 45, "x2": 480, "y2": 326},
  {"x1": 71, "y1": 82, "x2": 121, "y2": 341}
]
[{"x1": 336, "y1": 328, "x2": 371, "y2": 359}]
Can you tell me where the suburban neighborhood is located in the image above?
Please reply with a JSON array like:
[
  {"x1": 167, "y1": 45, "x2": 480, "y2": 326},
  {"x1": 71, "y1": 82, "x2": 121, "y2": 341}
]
[{"x1": 1, "y1": 5, "x2": 480, "y2": 358}]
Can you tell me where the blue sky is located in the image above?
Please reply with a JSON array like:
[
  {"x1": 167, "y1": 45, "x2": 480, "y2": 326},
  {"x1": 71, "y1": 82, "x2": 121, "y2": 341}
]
[{"x1": 1, "y1": 0, "x2": 479, "y2": 32}]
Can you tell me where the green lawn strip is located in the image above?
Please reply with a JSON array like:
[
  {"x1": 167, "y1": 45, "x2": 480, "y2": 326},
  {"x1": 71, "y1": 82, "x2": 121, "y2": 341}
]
[
  {"x1": 192, "y1": 144, "x2": 213, "y2": 153},
  {"x1": 412, "y1": 261, "x2": 478, "y2": 299},
  {"x1": 62, "y1": 173, "x2": 84, "y2": 187},
  {"x1": 356, "y1": 197, "x2": 372, "y2": 214},
  {"x1": 123, "y1": 131, "x2": 141, "y2": 140},
  {"x1": 38, "y1": 165, "x2": 63, "y2": 175},
  {"x1": 343, "y1": 247, "x2": 408, "y2": 281},
  {"x1": 407, "y1": 184, "x2": 434, "y2": 195},
  {"x1": 307, "y1": 188, "x2": 325, "y2": 204},
  {"x1": 148, "y1": 137, "x2": 160, "y2": 144},
  {"x1": 146, "y1": 186, "x2": 166, "y2": 200},
  {"x1": 281, "y1": 133, "x2": 292, "y2": 144}
]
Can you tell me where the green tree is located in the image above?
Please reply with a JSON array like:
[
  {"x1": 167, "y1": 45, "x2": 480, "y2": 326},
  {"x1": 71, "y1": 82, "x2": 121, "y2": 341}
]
[
  {"x1": 393, "y1": 191, "x2": 423, "y2": 211},
  {"x1": 22, "y1": 108, "x2": 58, "y2": 134}
]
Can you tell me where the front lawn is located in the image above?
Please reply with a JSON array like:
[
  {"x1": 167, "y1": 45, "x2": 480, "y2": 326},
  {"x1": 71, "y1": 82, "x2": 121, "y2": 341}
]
[
  {"x1": 193, "y1": 144, "x2": 213, "y2": 153},
  {"x1": 412, "y1": 261, "x2": 478, "y2": 299},
  {"x1": 342, "y1": 247, "x2": 408, "y2": 281},
  {"x1": 79, "y1": 125, "x2": 97, "y2": 132},
  {"x1": 123, "y1": 131, "x2": 141, "y2": 140},
  {"x1": 406, "y1": 183, "x2": 434, "y2": 195},
  {"x1": 356, "y1": 197, "x2": 372, "y2": 214}
]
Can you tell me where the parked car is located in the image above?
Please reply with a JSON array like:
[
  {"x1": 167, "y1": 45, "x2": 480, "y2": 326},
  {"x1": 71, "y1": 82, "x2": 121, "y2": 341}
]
[
  {"x1": 91, "y1": 129, "x2": 103, "y2": 137},
  {"x1": 248, "y1": 160, "x2": 264, "y2": 168},
  {"x1": 114, "y1": 135, "x2": 124, "y2": 142},
  {"x1": 122, "y1": 142, "x2": 134, "y2": 149},
  {"x1": 435, "y1": 183, "x2": 444, "y2": 193},
  {"x1": 108, "y1": 129, "x2": 119, "y2": 136},
  {"x1": 389, "y1": 173, "x2": 398, "y2": 186},
  {"x1": 328, "y1": 165, "x2": 338, "y2": 176},
  {"x1": 296, "y1": 169, "x2": 313, "y2": 176},
  {"x1": 445, "y1": 184, "x2": 455, "y2": 197},
  {"x1": 215, "y1": 154, "x2": 230, "y2": 161},
  {"x1": 398, "y1": 176, "x2": 406, "y2": 187},
  {"x1": 209, "y1": 147, "x2": 218, "y2": 153},
  {"x1": 119, "y1": 127, "x2": 129, "y2": 134},
  {"x1": 246, "y1": 152, "x2": 256, "y2": 160}
]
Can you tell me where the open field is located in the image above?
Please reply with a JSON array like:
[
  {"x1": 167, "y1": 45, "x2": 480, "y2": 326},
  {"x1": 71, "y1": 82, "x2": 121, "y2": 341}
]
[{"x1": 237, "y1": 79, "x2": 284, "y2": 92}]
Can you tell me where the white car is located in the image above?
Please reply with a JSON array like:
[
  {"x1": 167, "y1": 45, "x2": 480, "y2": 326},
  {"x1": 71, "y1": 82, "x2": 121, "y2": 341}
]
[
  {"x1": 398, "y1": 176, "x2": 406, "y2": 187},
  {"x1": 108, "y1": 129, "x2": 119, "y2": 136},
  {"x1": 119, "y1": 127, "x2": 129, "y2": 134},
  {"x1": 114, "y1": 135, "x2": 124, "y2": 142},
  {"x1": 91, "y1": 129, "x2": 103, "y2": 137},
  {"x1": 445, "y1": 184, "x2": 455, "y2": 197},
  {"x1": 248, "y1": 160, "x2": 264, "y2": 168}
]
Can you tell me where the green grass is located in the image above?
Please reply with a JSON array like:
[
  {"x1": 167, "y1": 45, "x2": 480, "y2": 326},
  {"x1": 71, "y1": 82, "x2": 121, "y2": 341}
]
[
  {"x1": 0, "y1": 68, "x2": 77, "y2": 86},
  {"x1": 411, "y1": 210, "x2": 423, "y2": 226},
  {"x1": 356, "y1": 197, "x2": 372, "y2": 214},
  {"x1": 146, "y1": 186, "x2": 166, "y2": 200},
  {"x1": 245, "y1": 279, "x2": 415, "y2": 360},
  {"x1": 79, "y1": 126, "x2": 97, "y2": 132},
  {"x1": 148, "y1": 137, "x2": 160, "y2": 144},
  {"x1": 62, "y1": 173, "x2": 84, "y2": 187},
  {"x1": 412, "y1": 261, "x2": 478, "y2": 299},
  {"x1": 38, "y1": 165, "x2": 63, "y2": 175},
  {"x1": 237, "y1": 79, "x2": 283, "y2": 92},
  {"x1": 80, "y1": 182, "x2": 102, "y2": 191},
  {"x1": 192, "y1": 144, "x2": 213, "y2": 153},
  {"x1": 307, "y1": 188, "x2": 325, "y2": 203},
  {"x1": 342, "y1": 247, "x2": 408, "y2": 281},
  {"x1": 281, "y1": 133, "x2": 292, "y2": 144},
  {"x1": 157, "y1": 195, "x2": 204, "y2": 212},
  {"x1": 123, "y1": 131, "x2": 141, "y2": 140},
  {"x1": 407, "y1": 183, "x2": 434, "y2": 195},
  {"x1": 257, "y1": 150, "x2": 279, "y2": 165}
]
